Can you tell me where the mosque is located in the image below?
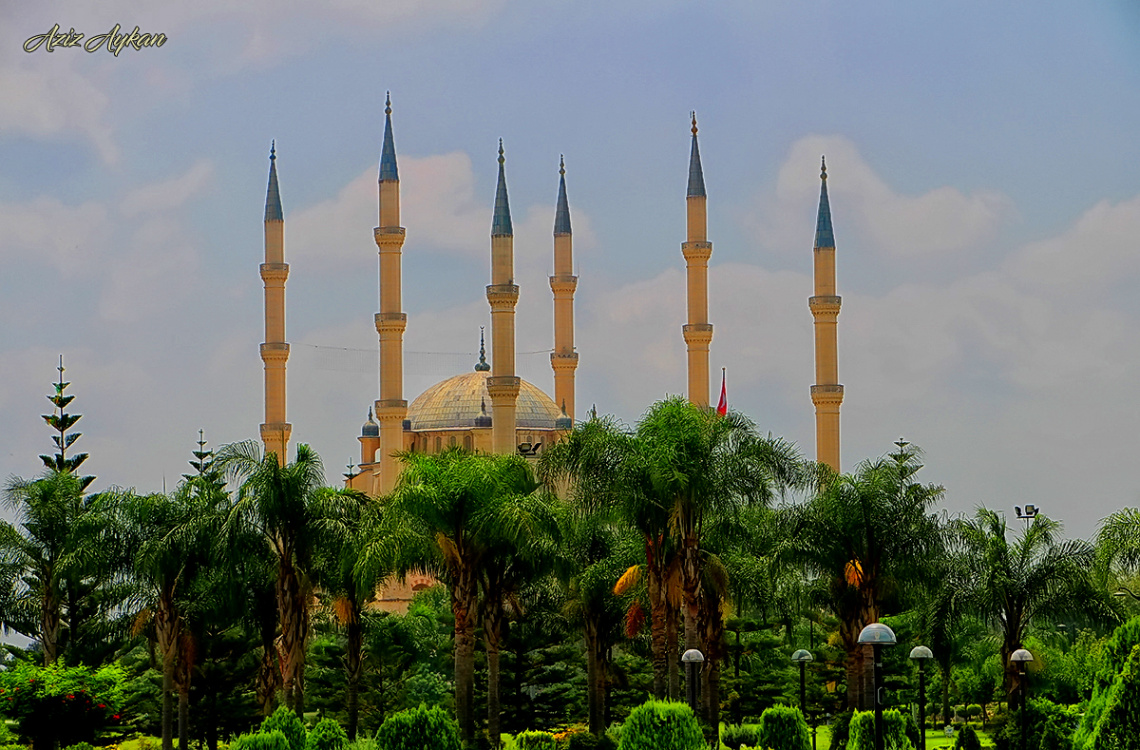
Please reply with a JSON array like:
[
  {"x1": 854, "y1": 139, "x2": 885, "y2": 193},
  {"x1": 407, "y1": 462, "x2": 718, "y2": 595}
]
[{"x1": 255, "y1": 97, "x2": 844, "y2": 505}]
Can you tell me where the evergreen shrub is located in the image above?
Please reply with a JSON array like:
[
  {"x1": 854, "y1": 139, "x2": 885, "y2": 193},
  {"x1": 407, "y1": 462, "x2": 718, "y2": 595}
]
[
  {"x1": 63, "y1": 743, "x2": 96, "y2": 750},
  {"x1": 306, "y1": 718, "x2": 349, "y2": 750},
  {"x1": 232, "y1": 730, "x2": 292, "y2": 750},
  {"x1": 994, "y1": 698, "x2": 1077, "y2": 750},
  {"x1": 374, "y1": 705, "x2": 461, "y2": 750},
  {"x1": 757, "y1": 705, "x2": 810, "y2": 750},
  {"x1": 952, "y1": 725, "x2": 982, "y2": 750},
  {"x1": 1085, "y1": 643, "x2": 1140, "y2": 750},
  {"x1": 262, "y1": 706, "x2": 307, "y2": 750},
  {"x1": 828, "y1": 711, "x2": 852, "y2": 750},
  {"x1": 721, "y1": 723, "x2": 761, "y2": 750},
  {"x1": 616, "y1": 700, "x2": 703, "y2": 750},
  {"x1": 515, "y1": 730, "x2": 557, "y2": 750},
  {"x1": 846, "y1": 710, "x2": 914, "y2": 750}
]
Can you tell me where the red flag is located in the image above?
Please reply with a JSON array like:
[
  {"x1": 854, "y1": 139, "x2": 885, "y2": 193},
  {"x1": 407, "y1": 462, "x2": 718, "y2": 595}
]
[{"x1": 716, "y1": 368, "x2": 727, "y2": 416}]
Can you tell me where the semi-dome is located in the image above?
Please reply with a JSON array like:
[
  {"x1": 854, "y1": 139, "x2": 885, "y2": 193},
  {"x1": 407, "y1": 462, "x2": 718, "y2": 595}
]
[{"x1": 407, "y1": 371, "x2": 562, "y2": 430}]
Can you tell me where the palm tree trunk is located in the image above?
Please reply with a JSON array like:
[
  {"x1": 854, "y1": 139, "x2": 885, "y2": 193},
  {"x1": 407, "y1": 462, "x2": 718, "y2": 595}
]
[
  {"x1": 161, "y1": 656, "x2": 175, "y2": 750},
  {"x1": 666, "y1": 603, "x2": 680, "y2": 701},
  {"x1": 276, "y1": 560, "x2": 308, "y2": 716},
  {"x1": 41, "y1": 588, "x2": 61, "y2": 666},
  {"x1": 647, "y1": 543, "x2": 668, "y2": 700},
  {"x1": 156, "y1": 594, "x2": 180, "y2": 750},
  {"x1": 585, "y1": 618, "x2": 604, "y2": 735},
  {"x1": 177, "y1": 685, "x2": 190, "y2": 750},
  {"x1": 346, "y1": 616, "x2": 363, "y2": 740},
  {"x1": 484, "y1": 600, "x2": 504, "y2": 749},
  {"x1": 452, "y1": 567, "x2": 479, "y2": 748}
]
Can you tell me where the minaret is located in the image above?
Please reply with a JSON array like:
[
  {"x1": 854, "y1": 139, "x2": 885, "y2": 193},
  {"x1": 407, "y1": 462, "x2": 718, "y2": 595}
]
[
  {"x1": 260, "y1": 142, "x2": 291, "y2": 466},
  {"x1": 487, "y1": 140, "x2": 521, "y2": 455},
  {"x1": 550, "y1": 156, "x2": 578, "y2": 425},
  {"x1": 682, "y1": 113, "x2": 714, "y2": 407},
  {"x1": 810, "y1": 156, "x2": 843, "y2": 471},
  {"x1": 374, "y1": 93, "x2": 408, "y2": 494}
]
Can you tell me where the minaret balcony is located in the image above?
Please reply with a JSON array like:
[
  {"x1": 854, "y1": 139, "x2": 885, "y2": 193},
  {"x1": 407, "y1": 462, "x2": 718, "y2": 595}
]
[
  {"x1": 551, "y1": 352, "x2": 579, "y2": 369},
  {"x1": 260, "y1": 263, "x2": 289, "y2": 282},
  {"x1": 260, "y1": 342, "x2": 290, "y2": 362},
  {"x1": 682, "y1": 323, "x2": 714, "y2": 346},
  {"x1": 486, "y1": 376, "x2": 521, "y2": 400},
  {"x1": 809, "y1": 295, "x2": 842, "y2": 315},
  {"x1": 375, "y1": 312, "x2": 408, "y2": 333},
  {"x1": 810, "y1": 384, "x2": 845, "y2": 406},
  {"x1": 681, "y1": 241, "x2": 713, "y2": 262},
  {"x1": 549, "y1": 275, "x2": 578, "y2": 294},
  {"x1": 486, "y1": 284, "x2": 520, "y2": 308}
]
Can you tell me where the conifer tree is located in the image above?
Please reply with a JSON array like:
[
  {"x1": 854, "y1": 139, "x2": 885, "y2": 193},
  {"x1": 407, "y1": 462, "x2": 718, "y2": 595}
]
[{"x1": 39, "y1": 355, "x2": 94, "y2": 491}]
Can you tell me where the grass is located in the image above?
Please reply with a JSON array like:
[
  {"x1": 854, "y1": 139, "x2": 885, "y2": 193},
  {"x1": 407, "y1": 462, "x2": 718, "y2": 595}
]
[{"x1": 803, "y1": 724, "x2": 997, "y2": 748}]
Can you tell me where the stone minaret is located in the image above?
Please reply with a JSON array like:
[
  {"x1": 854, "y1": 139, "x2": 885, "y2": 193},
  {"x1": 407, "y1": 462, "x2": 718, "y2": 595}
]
[
  {"x1": 682, "y1": 113, "x2": 713, "y2": 407},
  {"x1": 260, "y1": 142, "x2": 292, "y2": 466},
  {"x1": 810, "y1": 157, "x2": 843, "y2": 471},
  {"x1": 374, "y1": 94, "x2": 408, "y2": 493},
  {"x1": 487, "y1": 140, "x2": 521, "y2": 454},
  {"x1": 550, "y1": 156, "x2": 578, "y2": 425}
]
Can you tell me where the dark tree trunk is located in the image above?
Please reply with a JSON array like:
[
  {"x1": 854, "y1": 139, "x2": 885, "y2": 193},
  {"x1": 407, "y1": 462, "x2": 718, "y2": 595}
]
[
  {"x1": 484, "y1": 600, "x2": 504, "y2": 749},
  {"x1": 666, "y1": 604, "x2": 680, "y2": 701},
  {"x1": 346, "y1": 616, "x2": 363, "y2": 740},
  {"x1": 452, "y1": 567, "x2": 478, "y2": 748},
  {"x1": 585, "y1": 618, "x2": 606, "y2": 735}
]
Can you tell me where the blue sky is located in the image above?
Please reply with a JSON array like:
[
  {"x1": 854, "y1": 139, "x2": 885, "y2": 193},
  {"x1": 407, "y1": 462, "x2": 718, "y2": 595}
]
[{"x1": 3, "y1": 0, "x2": 1140, "y2": 539}]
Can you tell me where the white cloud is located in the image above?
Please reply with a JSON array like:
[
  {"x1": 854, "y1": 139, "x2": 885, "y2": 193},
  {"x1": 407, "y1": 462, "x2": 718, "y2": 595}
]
[
  {"x1": 747, "y1": 135, "x2": 1014, "y2": 260},
  {"x1": 0, "y1": 196, "x2": 110, "y2": 274},
  {"x1": 120, "y1": 160, "x2": 215, "y2": 217}
]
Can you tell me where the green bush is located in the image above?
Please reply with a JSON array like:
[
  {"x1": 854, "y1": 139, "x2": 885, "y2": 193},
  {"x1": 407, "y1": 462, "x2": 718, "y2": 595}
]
[
  {"x1": 63, "y1": 743, "x2": 96, "y2": 750},
  {"x1": 953, "y1": 725, "x2": 982, "y2": 750},
  {"x1": 565, "y1": 731, "x2": 615, "y2": 750},
  {"x1": 847, "y1": 710, "x2": 914, "y2": 750},
  {"x1": 721, "y1": 724, "x2": 761, "y2": 750},
  {"x1": 515, "y1": 730, "x2": 557, "y2": 750},
  {"x1": 616, "y1": 700, "x2": 703, "y2": 750},
  {"x1": 232, "y1": 730, "x2": 293, "y2": 750},
  {"x1": 829, "y1": 711, "x2": 852, "y2": 750},
  {"x1": 262, "y1": 706, "x2": 307, "y2": 750},
  {"x1": 995, "y1": 698, "x2": 1077, "y2": 750},
  {"x1": 0, "y1": 661, "x2": 125, "y2": 748},
  {"x1": 1085, "y1": 643, "x2": 1140, "y2": 750},
  {"x1": 374, "y1": 705, "x2": 461, "y2": 750},
  {"x1": 307, "y1": 718, "x2": 349, "y2": 750},
  {"x1": 757, "y1": 706, "x2": 810, "y2": 750}
]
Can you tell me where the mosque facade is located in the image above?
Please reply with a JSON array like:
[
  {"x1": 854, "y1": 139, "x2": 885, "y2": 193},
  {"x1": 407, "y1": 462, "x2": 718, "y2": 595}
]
[{"x1": 256, "y1": 98, "x2": 844, "y2": 508}]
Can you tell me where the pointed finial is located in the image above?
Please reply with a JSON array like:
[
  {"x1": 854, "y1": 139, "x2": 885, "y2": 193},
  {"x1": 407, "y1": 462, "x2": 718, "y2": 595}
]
[
  {"x1": 814, "y1": 155, "x2": 834, "y2": 249},
  {"x1": 559, "y1": 154, "x2": 565, "y2": 177},
  {"x1": 492, "y1": 140, "x2": 513, "y2": 235},
  {"x1": 687, "y1": 112, "x2": 706, "y2": 198},
  {"x1": 475, "y1": 327, "x2": 491, "y2": 371},
  {"x1": 368, "y1": 406, "x2": 374, "y2": 420},
  {"x1": 379, "y1": 95, "x2": 399, "y2": 182},
  {"x1": 481, "y1": 397, "x2": 488, "y2": 415},
  {"x1": 561, "y1": 399, "x2": 568, "y2": 416},
  {"x1": 265, "y1": 142, "x2": 283, "y2": 221},
  {"x1": 555, "y1": 155, "x2": 572, "y2": 235}
]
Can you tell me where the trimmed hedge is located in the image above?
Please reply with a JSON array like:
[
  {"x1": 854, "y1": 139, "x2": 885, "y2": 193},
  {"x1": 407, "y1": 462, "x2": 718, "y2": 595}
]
[
  {"x1": 306, "y1": 718, "x2": 349, "y2": 750},
  {"x1": 953, "y1": 725, "x2": 982, "y2": 750},
  {"x1": 232, "y1": 730, "x2": 292, "y2": 750},
  {"x1": 617, "y1": 700, "x2": 704, "y2": 750},
  {"x1": 847, "y1": 710, "x2": 914, "y2": 750},
  {"x1": 515, "y1": 730, "x2": 557, "y2": 750},
  {"x1": 721, "y1": 724, "x2": 761, "y2": 750},
  {"x1": 374, "y1": 704, "x2": 461, "y2": 750},
  {"x1": 757, "y1": 705, "x2": 810, "y2": 750},
  {"x1": 262, "y1": 706, "x2": 307, "y2": 750}
]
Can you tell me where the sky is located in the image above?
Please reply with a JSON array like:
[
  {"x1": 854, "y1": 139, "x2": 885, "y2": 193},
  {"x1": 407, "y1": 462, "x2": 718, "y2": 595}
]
[{"x1": 3, "y1": 0, "x2": 1140, "y2": 540}]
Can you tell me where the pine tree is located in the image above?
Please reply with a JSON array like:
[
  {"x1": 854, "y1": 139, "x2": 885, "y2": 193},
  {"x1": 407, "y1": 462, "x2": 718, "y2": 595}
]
[{"x1": 39, "y1": 355, "x2": 94, "y2": 491}]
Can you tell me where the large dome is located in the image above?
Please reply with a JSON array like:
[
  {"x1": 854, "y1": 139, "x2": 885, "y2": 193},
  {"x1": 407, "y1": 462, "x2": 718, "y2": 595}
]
[{"x1": 407, "y1": 371, "x2": 562, "y2": 430}]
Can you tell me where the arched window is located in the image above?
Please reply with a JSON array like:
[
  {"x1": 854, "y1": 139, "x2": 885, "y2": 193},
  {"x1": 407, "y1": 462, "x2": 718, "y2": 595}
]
[
  {"x1": 464, "y1": 434, "x2": 472, "y2": 452},
  {"x1": 435, "y1": 436, "x2": 441, "y2": 453},
  {"x1": 449, "y1": 435, "x2": 457, "y2": 448}
]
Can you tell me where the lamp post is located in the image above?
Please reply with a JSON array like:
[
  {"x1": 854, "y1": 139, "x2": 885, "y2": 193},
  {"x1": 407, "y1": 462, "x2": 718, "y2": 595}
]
[
  {"x1": 858, "y1": 623, "x2": 897, "y2": 750},
  {"x1": 1010, "y1": 649, "x2": 1033, "y2": 750},
  {"x1": 909, "y1": 646, "x2": 933, "y2": 750},
  {"x1": 1014, "y1": 504, "x2": 1039, "y2": 533},
  {"x1": 791, "y1": 649, "x2": 813, "y2": 718},
  {"x1": 682, "y1": 648, "x2": 705, "y2": 717}
]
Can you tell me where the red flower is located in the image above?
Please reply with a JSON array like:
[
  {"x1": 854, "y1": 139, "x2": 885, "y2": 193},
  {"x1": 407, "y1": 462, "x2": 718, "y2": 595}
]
[
  {"x1": 98, "y1": 703, "x2": 105, "y2": 708},
  {"x1": 113, "y1": 714, "x2": 120, "y2": 720}
]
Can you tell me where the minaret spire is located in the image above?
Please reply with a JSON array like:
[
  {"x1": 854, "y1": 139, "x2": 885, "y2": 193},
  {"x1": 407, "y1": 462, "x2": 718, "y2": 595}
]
[
  {"x1": 682, "y1": 112, "x2": 714, "y2": 407},
  {"x1": 487, "y1": 140, "x2": 521, "y2": 455},
  {"x1": 260, "y1": 142, "x2": 291, "y2": 465},
  {"x1": 372, "y1": 93, "x2": 409, "y2": 494},
  {"x1": 551, "y1": 155, "x2": 578, "y2": 426},
  {"x1": 810, "y1": 155, "x2": 843, "y2": 471}
]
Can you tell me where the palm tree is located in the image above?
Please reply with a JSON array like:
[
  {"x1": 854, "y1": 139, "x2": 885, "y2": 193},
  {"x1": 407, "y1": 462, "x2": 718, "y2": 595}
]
[
  {"x1": 215, "y1": 439, "x2": 360, "y2": 716},
  {"x1": 0, "y1": 469, "x2": 118, "y2": 665},
  {"x1": 1097, "y1": 508, "x2": 1140, "y2": 600},
  {"x1": 311, "y1": 492, "x2": 380, "y2": 740},
  {"x1": 786, "y1": 442, "x2": 945, "y2": 710},
  {"x1": 635, "y1": 397, "x2": 804, "y2": 655},
  {"x1": 955, "y1": 508, "x2": 1117, "y2": 703},
  {"x1": 539, "y1": 413, "x2": 681, "y2": 701},
  {"x1": 362, "y1": 449, "x2": 543, "y2": 747}
]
